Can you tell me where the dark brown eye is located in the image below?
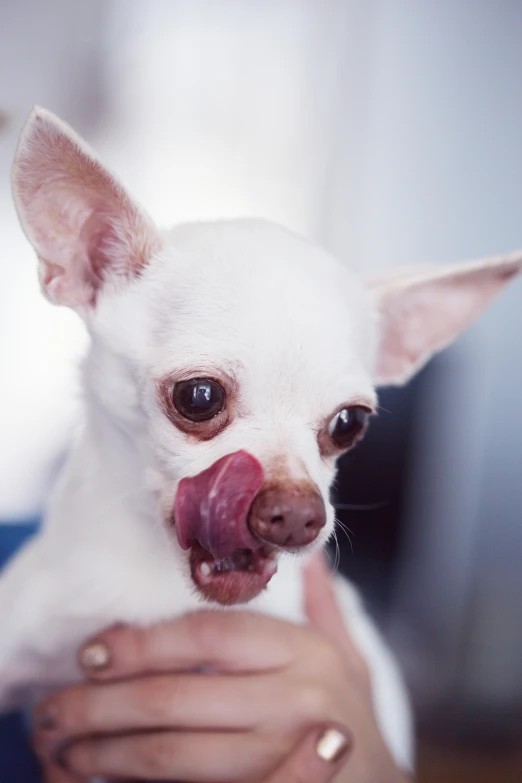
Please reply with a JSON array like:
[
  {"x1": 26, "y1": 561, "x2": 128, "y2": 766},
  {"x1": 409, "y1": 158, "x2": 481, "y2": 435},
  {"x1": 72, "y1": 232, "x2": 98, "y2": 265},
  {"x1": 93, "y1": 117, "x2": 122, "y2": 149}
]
[
  {"x1": 328, "y1": 406, "x2": 371, "y2": 450},
  {"x1": 172, "y1": 378, "x2": 226, "y2": 422}
]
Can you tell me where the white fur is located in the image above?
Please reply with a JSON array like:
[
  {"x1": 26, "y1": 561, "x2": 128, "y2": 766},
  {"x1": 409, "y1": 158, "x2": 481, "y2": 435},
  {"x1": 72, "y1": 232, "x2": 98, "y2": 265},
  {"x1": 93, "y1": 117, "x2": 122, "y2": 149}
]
[
  {"x1": 0, "y1": 217, "x2": 413, "y2": 771},
  {"x1": 3, "y1": 108, "x2": 521, "y2": 778}
]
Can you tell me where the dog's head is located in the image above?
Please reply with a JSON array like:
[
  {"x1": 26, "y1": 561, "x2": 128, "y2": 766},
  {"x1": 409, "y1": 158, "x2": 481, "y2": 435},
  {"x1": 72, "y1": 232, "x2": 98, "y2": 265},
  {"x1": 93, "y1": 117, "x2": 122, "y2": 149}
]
[{"x1": 12, "y1": 108, "x2": 522, "y2": 605}]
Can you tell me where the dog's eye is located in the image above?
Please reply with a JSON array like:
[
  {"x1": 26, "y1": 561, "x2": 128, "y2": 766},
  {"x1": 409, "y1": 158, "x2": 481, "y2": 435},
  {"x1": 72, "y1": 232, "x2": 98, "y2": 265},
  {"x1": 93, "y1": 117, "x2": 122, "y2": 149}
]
[
  {"x1": 328, "y1": 406, "x2": 371, "y2": 450},
  {"x1": 172, "y1": 379, "x2": 226, "y2": 422}
]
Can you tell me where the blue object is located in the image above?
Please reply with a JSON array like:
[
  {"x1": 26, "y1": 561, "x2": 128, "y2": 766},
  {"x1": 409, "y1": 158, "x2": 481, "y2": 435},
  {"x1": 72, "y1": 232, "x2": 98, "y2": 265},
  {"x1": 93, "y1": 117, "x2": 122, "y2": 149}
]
[{"x1": 0, "y1": 522, "x2": 42, "y2": 781}]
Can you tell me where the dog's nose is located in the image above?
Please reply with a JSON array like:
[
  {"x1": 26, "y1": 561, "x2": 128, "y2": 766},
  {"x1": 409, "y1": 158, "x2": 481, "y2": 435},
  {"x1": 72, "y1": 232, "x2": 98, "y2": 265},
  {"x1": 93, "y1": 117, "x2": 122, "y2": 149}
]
[{"x1": 248, "y1": 486, "x2": 326, "y2": 548}]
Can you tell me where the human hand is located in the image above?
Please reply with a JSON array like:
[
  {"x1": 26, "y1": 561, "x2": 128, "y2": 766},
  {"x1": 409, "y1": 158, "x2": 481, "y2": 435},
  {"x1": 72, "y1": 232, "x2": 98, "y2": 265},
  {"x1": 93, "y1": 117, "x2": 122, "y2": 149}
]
[{"x1": 34, "y1": 554, "x2": 408, "y2": 782}]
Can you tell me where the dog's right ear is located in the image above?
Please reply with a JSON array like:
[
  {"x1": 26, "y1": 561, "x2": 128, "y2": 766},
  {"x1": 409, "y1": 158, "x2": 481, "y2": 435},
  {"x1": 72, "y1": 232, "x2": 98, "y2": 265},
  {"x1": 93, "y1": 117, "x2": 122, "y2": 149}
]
[{"x1": 12, "y1": 107, "x2": 161, "y2": 312}]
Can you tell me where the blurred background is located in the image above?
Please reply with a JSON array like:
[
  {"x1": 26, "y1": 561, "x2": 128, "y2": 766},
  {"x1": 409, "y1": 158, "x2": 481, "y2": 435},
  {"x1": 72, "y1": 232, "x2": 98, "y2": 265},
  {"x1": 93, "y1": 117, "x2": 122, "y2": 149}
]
[{"x1": 0, "y1": 1, "x2": 521, "y2": 781}]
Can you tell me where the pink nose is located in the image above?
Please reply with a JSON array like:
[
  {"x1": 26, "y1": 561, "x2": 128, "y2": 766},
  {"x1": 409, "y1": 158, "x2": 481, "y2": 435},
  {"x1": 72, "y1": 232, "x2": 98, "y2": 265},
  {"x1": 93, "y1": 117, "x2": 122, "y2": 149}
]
[{"x1": 248, "y1": 486, "x2": 326, "y2": 548}]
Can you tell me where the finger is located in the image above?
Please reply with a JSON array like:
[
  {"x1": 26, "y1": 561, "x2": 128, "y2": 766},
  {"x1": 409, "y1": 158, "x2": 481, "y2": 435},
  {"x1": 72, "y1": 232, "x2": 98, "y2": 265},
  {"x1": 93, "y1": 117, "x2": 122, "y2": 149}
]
[
  {"x1": 34, "y1": 671, "x2": 312, "y2": 741},
  {"x1": 77, "y1": 611, "x2": 300, "y2": 680},
  {"x1": 264, "y1": 725, "x2": 352, "y2": 783},
  {"x1": 42, "y1": 760, "x2": 84, "y2": 783},
  {"x1": 34, "y1": 735, "x2": 84, "y2": 783},
  {"x1": 57, "y1": 729, "x2": 294, "y2": 782},
  {"x1": 304, "y1": 552, "x2": 364, "y2": 660}
]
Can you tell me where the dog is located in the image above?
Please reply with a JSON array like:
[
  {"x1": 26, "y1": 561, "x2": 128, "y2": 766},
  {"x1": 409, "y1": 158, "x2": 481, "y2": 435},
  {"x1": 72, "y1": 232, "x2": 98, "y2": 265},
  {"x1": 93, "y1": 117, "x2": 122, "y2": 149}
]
[{"x1": 1, "y1": 107, "x2": 520, "y2": 776}]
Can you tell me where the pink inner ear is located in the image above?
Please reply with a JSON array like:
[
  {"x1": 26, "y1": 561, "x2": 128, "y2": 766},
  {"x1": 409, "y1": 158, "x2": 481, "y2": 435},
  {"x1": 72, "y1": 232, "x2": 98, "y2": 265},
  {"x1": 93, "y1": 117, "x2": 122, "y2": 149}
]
[
  {"x1": 374, "y1": 260, "x2": 522, "y2": 386},
  {"x1": 81, "y1": 207, "x2": 142, "y2": 304},
  {"x1": 13, "y1": 108, "x2": 160, "y2": 309},
  {"x1": 83, "y1": 211, "x2": 110, "y2": 286},
  {"x1": 36, "y1": 203, "x2": 126, "y2": 309}
]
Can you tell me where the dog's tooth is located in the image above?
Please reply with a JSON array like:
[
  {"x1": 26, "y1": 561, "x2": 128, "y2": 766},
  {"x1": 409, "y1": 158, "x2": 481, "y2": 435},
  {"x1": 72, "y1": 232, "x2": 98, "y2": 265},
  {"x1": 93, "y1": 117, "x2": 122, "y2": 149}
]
[
  {"x1": 215, "y1": 557, "x2": 235, "y2": 573},
  {"x1": 200, "y1": 562, "x2": 212, "y2": 576}
]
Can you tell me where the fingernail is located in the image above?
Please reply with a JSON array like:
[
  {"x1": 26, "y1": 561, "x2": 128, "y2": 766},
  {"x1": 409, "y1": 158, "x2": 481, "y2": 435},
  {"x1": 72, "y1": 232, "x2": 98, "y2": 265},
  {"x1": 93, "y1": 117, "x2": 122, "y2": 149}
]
[
  {"x1": 35, "y1": 702, "x2": 59, "y2": 732},
  {"x1": 80, "y1": 640, "x2": 111, "y2": 671},
  {"x1": 315, "y1": 727, "x2": 352, "y2": 764}
]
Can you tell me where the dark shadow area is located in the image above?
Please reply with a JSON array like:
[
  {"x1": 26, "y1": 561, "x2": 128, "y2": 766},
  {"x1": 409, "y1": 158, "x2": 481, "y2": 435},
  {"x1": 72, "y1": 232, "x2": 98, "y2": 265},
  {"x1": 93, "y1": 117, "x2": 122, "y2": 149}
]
[{"x1": 330, "y1": 378, "x2": 421, "y2": 617}]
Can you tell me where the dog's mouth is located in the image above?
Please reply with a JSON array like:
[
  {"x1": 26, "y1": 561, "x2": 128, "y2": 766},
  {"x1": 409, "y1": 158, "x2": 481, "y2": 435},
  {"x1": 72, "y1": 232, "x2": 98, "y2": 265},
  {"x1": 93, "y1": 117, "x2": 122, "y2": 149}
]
[
  {"x1": 173, "y1": 450, "x2": 276, "y2": 605},
  {"x1": 189, "y1": 541, "x2": 277, "y2": 605}
]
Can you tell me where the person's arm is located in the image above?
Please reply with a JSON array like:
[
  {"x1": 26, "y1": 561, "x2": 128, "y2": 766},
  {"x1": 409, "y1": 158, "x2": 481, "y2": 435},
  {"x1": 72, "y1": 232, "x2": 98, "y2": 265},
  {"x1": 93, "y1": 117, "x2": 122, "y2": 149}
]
[
  {"x1": 33, "y1": 555, "x2": 411, "y2": 783},
  {"x1": 304, "y1": 554, "x2": 411, "y2": 783}
]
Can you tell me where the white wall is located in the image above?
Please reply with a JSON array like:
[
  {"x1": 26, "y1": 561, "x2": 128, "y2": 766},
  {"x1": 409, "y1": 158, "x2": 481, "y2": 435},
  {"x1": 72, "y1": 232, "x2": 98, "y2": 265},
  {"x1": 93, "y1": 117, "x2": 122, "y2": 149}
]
[{"x1": 0, "y1": 1, "x2": 107, "y2": 517}]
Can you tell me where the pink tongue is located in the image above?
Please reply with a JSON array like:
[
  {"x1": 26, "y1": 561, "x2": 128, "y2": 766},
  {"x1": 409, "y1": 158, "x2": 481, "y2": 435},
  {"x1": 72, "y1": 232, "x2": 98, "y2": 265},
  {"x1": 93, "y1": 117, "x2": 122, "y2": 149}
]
[{"x1": 174, "y1": 450, "x2": 265, "y2": 558}]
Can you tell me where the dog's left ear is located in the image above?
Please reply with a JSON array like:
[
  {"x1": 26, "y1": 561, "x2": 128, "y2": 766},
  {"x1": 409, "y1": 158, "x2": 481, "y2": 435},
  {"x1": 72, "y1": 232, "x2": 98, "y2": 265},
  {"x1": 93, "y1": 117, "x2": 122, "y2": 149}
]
[
  {"x1": 12, "y1": 106, "x2": 161, "y2": 312},
  {"x1": 368, "y1": 252, "x2": 522, "y2": 386}
]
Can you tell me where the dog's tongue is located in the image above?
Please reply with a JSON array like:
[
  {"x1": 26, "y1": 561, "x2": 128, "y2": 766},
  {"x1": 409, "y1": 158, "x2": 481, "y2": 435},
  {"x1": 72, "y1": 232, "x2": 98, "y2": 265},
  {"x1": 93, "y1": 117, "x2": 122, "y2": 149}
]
[{"x1": 174, "y1": 450, "x2": 264, "y2": 558}]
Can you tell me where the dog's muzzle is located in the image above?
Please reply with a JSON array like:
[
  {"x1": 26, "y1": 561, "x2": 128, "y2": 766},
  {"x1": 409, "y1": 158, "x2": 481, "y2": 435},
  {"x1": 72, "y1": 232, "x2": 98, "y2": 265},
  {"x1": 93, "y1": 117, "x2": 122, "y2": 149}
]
[{"x1": 172, "y1": 450, "x2": 326, "y2": 605}]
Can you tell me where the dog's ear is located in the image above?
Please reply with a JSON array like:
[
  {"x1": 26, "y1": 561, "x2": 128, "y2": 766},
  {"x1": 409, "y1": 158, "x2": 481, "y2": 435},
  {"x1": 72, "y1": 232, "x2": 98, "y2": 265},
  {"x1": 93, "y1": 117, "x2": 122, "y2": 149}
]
[
  {"x1": 12, "y1": 107, "x2": 161, "y2": 311},
  {"x1": 368, "y1": 252, "x2": 522, "y2": 386}
]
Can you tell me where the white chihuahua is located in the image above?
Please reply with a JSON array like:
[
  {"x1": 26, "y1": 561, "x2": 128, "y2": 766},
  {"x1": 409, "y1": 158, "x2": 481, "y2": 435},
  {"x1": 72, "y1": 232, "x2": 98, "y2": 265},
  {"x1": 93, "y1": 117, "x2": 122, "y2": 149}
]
[{"x1": 1, "y1": 107, "x2": 521, "y2": 774}]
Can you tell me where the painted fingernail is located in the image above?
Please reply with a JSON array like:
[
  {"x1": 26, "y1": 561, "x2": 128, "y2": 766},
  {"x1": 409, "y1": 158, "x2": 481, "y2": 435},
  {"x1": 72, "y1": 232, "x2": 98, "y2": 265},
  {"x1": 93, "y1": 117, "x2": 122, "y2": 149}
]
[
  {"x1": 80, "y1": 640, "x2": 111, "y2": 670},
  {"x1": 315, "y1": 727, "x2": 352, "y2": 764},
  {"x1": 35, "y1": 702, "x2": 58, "y2": 732}
]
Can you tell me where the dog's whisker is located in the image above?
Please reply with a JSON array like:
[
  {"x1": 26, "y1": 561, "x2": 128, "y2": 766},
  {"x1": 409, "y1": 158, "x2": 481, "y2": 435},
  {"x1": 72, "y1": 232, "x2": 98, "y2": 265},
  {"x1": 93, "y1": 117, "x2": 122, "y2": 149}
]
[
  {"x1": 336, "y1": 518, "x2": 355, "y2": 537},
  {"x1": 334, "y1": 502, "x2": 384, "y2": 512},
  {"x1": 334, "y1": 517, "x2": 354, "y2": 554},
  {"x1": 328, "y1": 528, "x2": 341, "y2": 574}
]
